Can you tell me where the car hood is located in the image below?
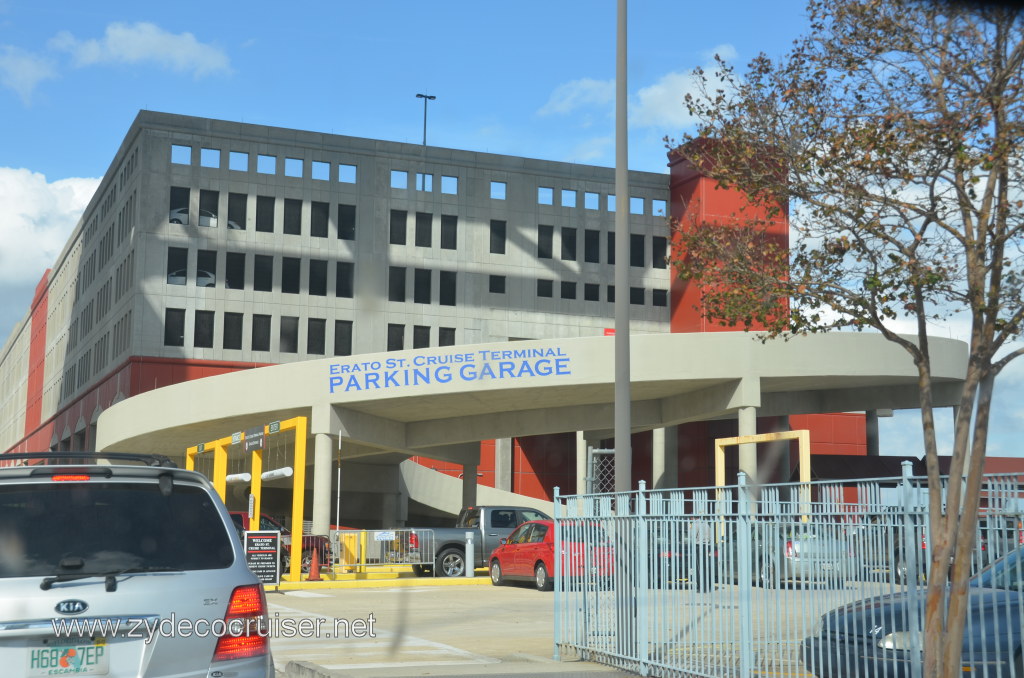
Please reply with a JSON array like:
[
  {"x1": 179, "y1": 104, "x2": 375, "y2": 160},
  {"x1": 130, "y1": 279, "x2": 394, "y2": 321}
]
[{"x1": 820, "y1": 587, "x2": 1022, "y2": 641}]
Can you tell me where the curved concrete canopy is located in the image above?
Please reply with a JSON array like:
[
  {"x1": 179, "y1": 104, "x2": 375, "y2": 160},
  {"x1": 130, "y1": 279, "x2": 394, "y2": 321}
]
[{"x1": 97, "y1": 331, "x2": 967, "y2": 463}]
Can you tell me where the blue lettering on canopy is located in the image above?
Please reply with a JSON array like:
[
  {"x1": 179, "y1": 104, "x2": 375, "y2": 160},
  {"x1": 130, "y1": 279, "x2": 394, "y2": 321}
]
[{"x1": 328, "y1": 350, "x2": 573, "y2": 393}]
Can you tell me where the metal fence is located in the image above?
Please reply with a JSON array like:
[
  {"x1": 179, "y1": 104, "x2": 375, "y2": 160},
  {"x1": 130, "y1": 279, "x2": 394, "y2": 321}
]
[
  {"x1": 329, "y1": 528, "x2": 436, "y2": 571},
  {"x1": 553, "y1": 462, "x2": 1024, "y2": 678}
]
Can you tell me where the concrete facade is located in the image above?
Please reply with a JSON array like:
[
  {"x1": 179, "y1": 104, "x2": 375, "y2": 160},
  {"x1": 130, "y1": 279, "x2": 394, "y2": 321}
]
[
  {"x1": 94, "y1": 331, "x2": 968, "y2": 529},
  {"x1": 0, "y1": 111, "x2": 669, "y2": 456},
  {"x1": 0, "y1": 110, "x2": 975, "y2": 528}
]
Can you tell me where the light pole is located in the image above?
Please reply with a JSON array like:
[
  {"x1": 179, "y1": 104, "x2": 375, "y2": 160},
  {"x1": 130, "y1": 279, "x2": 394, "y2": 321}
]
[
  {"x1": 613, "y1": 0, "x2": 632, "y2": 493},
  {"x1": 415, "y1": 93, "x2": 436, "y2": 145}
]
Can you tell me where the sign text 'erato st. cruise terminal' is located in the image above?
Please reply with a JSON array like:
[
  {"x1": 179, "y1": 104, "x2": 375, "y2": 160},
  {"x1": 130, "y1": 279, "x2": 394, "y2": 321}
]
[{"x1": 328, "y1": 347, "x2": 573, "y2": 393}]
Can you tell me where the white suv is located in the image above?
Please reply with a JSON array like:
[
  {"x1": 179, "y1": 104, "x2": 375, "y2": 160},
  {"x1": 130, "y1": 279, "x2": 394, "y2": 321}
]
[{"x1": 0, "y1": 453, "x2": 274, "y2": 677}]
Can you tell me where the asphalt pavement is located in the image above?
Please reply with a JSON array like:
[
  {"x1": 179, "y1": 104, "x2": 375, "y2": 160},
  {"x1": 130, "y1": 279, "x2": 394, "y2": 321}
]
[{"x1": 267, "y1": 578, "x2": 635, "y2": 678}]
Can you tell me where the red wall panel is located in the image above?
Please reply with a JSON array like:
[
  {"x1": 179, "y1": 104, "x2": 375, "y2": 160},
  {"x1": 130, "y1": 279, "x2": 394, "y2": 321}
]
[{"x1": 24, "y1": 271, "x2": 50, "y2": 433}]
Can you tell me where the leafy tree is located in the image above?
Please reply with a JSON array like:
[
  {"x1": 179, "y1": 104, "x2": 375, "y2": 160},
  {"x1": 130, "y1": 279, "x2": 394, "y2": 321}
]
[{"x1": 669, "y1": 1, "x2": 1024, "y2": 675}]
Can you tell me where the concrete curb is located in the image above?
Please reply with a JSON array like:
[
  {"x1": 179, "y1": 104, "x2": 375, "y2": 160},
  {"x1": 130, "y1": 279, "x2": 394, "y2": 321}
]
[
  {"x1": 268, "y1": 574, "x2": 492, "y2": 591},
  {"x1": 284, "y1": 660, "x2": 344, "y2": 678}
]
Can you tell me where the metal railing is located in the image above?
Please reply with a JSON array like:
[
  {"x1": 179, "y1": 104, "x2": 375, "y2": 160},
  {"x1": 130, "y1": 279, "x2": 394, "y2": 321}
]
[
  {"x1": 329, "y1": 528, "x2": 436, "y2": 571},
  {"x1": 554, "y1": 462, "x2": 1024, "y2": 678}
]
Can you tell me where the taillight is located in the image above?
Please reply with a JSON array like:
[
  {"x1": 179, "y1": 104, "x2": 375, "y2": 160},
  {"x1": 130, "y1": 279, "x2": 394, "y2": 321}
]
[
  {"x1": 784, "y1": 541, "x2": 794, "y2": 559},
  {"x1": 51, "y1": 474, "x2": 90, "y2": 482},
  {"x1": 1018, "y1": 521, "x2": 1023, "y2": 546},
  {"x1": 409, "y1": 531, "x2": 419, "y2": 549},
  {"x1": 212, "y1": 584, "x2": 268, "y2": 662}
]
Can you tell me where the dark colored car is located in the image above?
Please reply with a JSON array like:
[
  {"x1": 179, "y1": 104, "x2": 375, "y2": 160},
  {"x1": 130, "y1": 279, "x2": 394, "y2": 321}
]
[
  {"x1": 229, "y1": 511, "x2": 331, "y2": 574},
  {"x1": 853, "y1": 509, "x2": 1023, "y2": 584},
  {"x1": 802, "y1": 547, "x2": 1024, "y2": 677},
  {"x1": 488, "y1": 520, "x2": 614, "y2": 591},
  {"x1": 648, "y1": 519, "x2": 717, "y2": 590}
]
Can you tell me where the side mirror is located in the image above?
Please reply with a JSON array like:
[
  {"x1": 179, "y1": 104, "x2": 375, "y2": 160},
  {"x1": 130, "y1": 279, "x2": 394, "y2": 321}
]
[{"x1": 500, "y1": 538, "x2": 508, "y2": 545}]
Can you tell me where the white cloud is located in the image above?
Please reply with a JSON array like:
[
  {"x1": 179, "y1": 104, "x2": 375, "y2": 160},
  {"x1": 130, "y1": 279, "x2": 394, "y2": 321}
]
[
  {"x1": 0, "y1": 46, "x2": 56, "y2": 104},
  {"x1": 631, "y1": 71, "x2": 700, "y2": 129},
  {"x1": 0, "y1": 168, "x2": 99, "y2": 286},
  {"x1": 538, "y1": 43, "x2": 739, "y2": 134},
  {"x1": 568, "y1": 135, "x2": 613, "y2": 163},
  {"x1": 700, "y1": 43, "x2": 739, "y2": 64},
  {"x1": 631, "y1": 44, "x2": 738, "y2": 130},
  {"x1": 538, "y1": 77, "x2": 614, "y2": 116},
  {"x1": 49, "y1": 22, "x2": 231, "y2": 78}
]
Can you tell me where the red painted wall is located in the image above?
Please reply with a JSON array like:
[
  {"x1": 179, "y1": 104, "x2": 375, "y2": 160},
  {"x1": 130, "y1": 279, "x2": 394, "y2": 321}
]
[
  {"x1": 24, "y1": 271, "x2": 50, "y2": 434},
  {"x1": 790, "y1": 413, "x2": 867, "y2": 456},
  {"x1": 668, "y1": 147, "x2": 789, "y2": 333},
  {"x1": 6, "y1": 357, "x2": 271, "y2": 454},
  {"x1": 666, "y1": 144, "x2": 869, "y2": 494}
]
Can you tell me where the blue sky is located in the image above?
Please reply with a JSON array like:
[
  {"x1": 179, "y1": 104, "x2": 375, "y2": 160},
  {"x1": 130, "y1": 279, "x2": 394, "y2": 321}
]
[{"x1": 0, "y1": 0, "x2": 1020, "y2": 461}]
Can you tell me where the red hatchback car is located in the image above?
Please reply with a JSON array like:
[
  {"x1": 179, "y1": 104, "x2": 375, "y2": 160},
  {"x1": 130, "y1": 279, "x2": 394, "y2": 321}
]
[{"x1": 488, "y1": 519, "x2": 614, "y2": 591}]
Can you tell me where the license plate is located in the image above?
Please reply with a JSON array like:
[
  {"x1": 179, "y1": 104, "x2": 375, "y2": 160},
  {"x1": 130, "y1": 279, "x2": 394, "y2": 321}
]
[{"x1": 27, "y1": 640, "x2": 109, "y2": 676}]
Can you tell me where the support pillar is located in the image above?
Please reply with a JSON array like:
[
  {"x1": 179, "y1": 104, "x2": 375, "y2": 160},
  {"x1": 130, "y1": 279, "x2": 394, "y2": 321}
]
[
  {"x1": 576, "y1": 432, "x2": 605, "y2": 494},
  {"x1": 311, "y1": 433, "x2": 333, "y2": 536},
  {"x1": 738, "y1": 406, "x2": 758, "y2": 482},
  {"x1": 494, "y1": 438, "x2": 513, "y2": 492},
  {"x1": 654, "y1": 425, "x2": 678, "y2": 489},
  {"x1": 764, "y1": 416, "x2": 791, "y2": 483},
  {"x1": 866, "y1": 410, "x2": 880, "y2": 456},
  {"x1": 576, "y1": 432, "x2": 588, "y2": 495},
  {"x1": 652, "y1": 428, "x2": 666, "y2": 489},
  {"x1": 462, "y1": 462, "x2": 478, "y2": 509}
]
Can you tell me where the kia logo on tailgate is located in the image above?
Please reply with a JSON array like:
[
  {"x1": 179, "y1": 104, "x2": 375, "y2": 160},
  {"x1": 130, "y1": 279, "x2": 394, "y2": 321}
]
[{"x1": 55, "y1": 600, "x2": 88, "y2": 615}]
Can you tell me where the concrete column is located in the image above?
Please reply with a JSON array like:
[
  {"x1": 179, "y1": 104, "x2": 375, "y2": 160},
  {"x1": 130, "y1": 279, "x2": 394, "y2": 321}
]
[
  {"x1": 576, "y1": 431, "x2": 588, "y2": 494},
  {"x1": 866, "y1": 410, "x2": 880, "y2": 456},
  {"x1": 738, "y1": 406, "x2": 758, "y2": 482},
  {"x1": 652, "y1": 428, "x2": 666, "y2": 489},
  {"x1": 462, "y1": 463, "x2": 478, "y2": 508},
  {"x1": 765, "y1": 416, "x2": 791, "y2": 483},
  {"x1": 311, "y1": 433, "x2": 333, "y2": 536},
  {"x1": 663, "y1": 426, "x2": 679, "y2": 489},
  {"x1": 494, "y1": 438, "x2": 513, "y2": 492}
]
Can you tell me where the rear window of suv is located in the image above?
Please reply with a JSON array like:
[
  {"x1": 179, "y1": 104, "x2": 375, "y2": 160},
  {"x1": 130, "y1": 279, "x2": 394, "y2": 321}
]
[{"x1": 0, "y1": 481, "x2": 234, "y2": 578}]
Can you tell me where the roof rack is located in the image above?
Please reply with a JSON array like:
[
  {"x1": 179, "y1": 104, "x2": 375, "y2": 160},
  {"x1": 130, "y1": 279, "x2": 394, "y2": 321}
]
[{"x1": 0, "y1": 452, "x2": 178, "y2": 468}]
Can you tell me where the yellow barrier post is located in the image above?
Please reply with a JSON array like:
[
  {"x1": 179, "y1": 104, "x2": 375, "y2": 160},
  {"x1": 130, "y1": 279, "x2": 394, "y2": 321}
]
[
  {"x1": 185, "y1": 445, "x2": 200, "y2": 471},
  {"x1": 714, "y1": 429, "x2": 813, "y2": 521},
  {"x1": 250, "y1": 442, "x2": 263, "y2": 530},
  {"x1": 282, "y1": 417, "x2": 308, "y2": 582},
  {"x1": 212, "y1": 440, "x2": 228, "y2": 501},
  {"x1": 188, "y1": 417, "x2": 309, "y2": 581}
]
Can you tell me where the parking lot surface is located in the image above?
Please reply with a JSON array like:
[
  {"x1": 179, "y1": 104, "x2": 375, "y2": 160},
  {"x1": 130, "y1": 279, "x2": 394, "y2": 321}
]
[{"x1": 269, "y1": 582, "x2": 633, "y2": 677}]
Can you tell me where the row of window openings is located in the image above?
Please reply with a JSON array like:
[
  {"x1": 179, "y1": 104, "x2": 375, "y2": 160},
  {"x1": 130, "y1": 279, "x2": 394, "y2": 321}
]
[
  {"x1": 163, "y1": 310, "x2": 456, "y2": 354},
  {"x1": 386, "y1": 266, "x2": 666, "y2": 308},
  {"x1": 393, "y1": 173, "x2": 666, "y2": 217},
  {"x1": 171, "y1": 189, "x2": 460, "y2": 250},
  {"x1": 166, "y1": 248, "x2": 354, "y2": 297},
  {"x1": 168, "y1": 187, "x2": 666, "y2": 269},
  {"x1": 171, "y1": 145, "x2": 359, "y2": 184},
  {"x1": 169, "y1": 145, "x2": 664, "y2": 214},
  {"x1": 388, "y1": 325, "x2": 455, "y2": 351},
  {"x1": 164, "y1": 309, "x2": 354, "y2": 355},
  {"x1": 167, "y1": 249, "x2": 454, "y2": 307},
  {"x1": 169, "y1": 188, "x2": 358, "y2": 238},
  {"x1": 484, "y1": 220, "x2": 668, "y2": 269},
  {"x1": 535, "y1": 280, "x2": 667, "y2": 307}
]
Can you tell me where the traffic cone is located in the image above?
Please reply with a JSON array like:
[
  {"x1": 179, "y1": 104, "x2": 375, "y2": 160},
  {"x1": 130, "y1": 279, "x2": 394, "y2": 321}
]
[{"x1": 308, "y1": 547, "x2": 322, "y2": 582}]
